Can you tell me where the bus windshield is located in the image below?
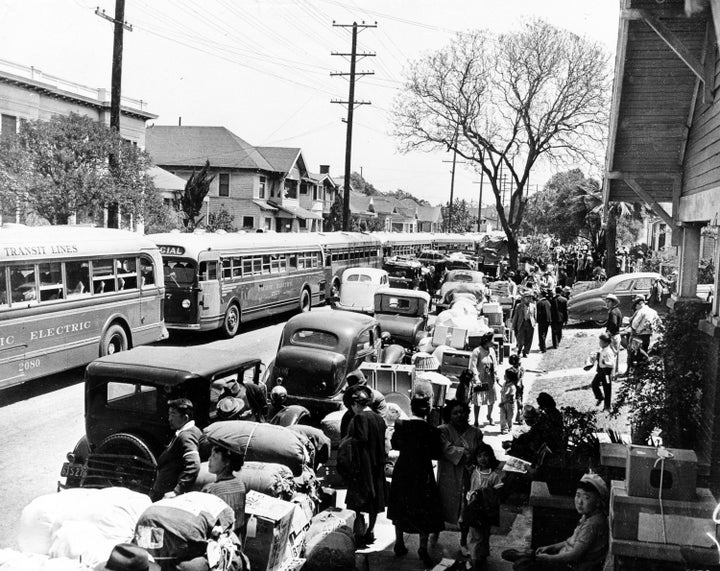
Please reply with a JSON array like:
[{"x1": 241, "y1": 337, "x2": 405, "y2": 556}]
[{"x1": 163, "y1": 258, "x2": 197, "y2": 287}]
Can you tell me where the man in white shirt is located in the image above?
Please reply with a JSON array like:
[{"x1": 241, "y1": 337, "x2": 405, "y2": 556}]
[{"x1": 629, "y1": 295, "x2": 657, "y2": 353}]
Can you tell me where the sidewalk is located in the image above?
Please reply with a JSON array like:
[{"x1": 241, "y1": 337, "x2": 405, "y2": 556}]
[{"x1": 351, "y1": 347, "x2": 548, "y2": 571}]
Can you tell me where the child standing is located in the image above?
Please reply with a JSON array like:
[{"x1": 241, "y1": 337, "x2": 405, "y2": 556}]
[
  {"x1": 499, "y1": 368, "x2": 519, "y2": 434},
  {"x1": 591, "y1": 333, "x2": 615, "y2": 411},
  {"x1": 463, "y1": 443, "x2": 503, "y2": 571},
  {"x1": 506, "y1": 354, "x2": 525, "y2": 423},
  {"x1": 502, "y1": 472, "x2": 609, "y2": 570}
]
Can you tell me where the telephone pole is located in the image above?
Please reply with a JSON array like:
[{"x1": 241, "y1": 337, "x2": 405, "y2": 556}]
[
  {"x1": 472, "y1": 179, "x2": 485, "y2": 232},
  {"x1": 331, "y1": 21, "x2": 376, "y2": 231},
  {"x1": 96, "y1": 1, "x2": 133, "y2": 131},
  {"x1": 442, "y1": 150, "x2": 466, "y2": 233}
]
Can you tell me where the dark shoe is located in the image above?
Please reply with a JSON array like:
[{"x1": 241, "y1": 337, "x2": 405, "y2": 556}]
[
  {"x1": 418, "y1": 547, "x2": 434, "y2": 567},
  {"x1": 393, "y1": 543, "x2": 408, "y2": 557},
  {"x1": 486, "y1": 418, "x2": 494, "y2": 426}
]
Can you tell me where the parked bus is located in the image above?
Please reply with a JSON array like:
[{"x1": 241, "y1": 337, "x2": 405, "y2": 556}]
[
  {"x1": 433, "y1": 233, "x2": 477, "y2": 256},
  {"x1": 0, "y1": 225, "x2": 167, "y2": 389},
  {"x1": 376, "y1": 232, "x2": 435, "y2": 259},
  {"x1": 317, "y1": 232, "x2": 382, "y2": 298},
  {"x1": 147, "y1": 231, "x2": 327, "y2": 337}
]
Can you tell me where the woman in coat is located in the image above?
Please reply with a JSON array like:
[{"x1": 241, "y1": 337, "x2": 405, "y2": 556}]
[
  {"x1": 469, "y1": 331, "x2": 501, "y2": 426},
  {"x1": 388, "y1": 396, "x2": 444, "y2": 567}
]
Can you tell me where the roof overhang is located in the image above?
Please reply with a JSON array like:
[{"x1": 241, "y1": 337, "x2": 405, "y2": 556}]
[
  {"x1": 272, "y1": 202, "x2": 323, "y2": 220},
  {"x1": 604, "y1": 0, "x2": 710, "y2": 228}
]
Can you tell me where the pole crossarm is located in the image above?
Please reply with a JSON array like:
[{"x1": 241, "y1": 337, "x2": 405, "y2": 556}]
[
  {"x1": 624, "y1": 178, "x2": 678, "y2": 229},
  {"x1": 95, "y1": 7, "x2": 132, "y2": 31},
  {"x1": 330, "y1": 71, "x2": 375, "y2": 77},
  {"x1": 331, "y1": 52, "x2": 376, "y2": 57}
]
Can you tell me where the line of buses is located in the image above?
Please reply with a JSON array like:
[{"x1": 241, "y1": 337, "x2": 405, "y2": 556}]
[{"x1": 0, "y1": 225, "x2": 498, "y2": 389}]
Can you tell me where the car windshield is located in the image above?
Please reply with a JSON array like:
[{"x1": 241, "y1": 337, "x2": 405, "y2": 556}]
[
  {"x1": 450, "y1": 273, "x2": 475, "y2": 282},
  {"x1": 163, "y1": 257, "x2": 197, "y2": 286},
  {"x1": 290, "y1": 329, "x2": 339, "y2": 349}
]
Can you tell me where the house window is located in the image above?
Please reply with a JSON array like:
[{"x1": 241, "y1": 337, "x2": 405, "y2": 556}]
[
  {"x1": 258, "y1": 176, "x2": 266, "y2": 199},
  {"x1": 264, "y1": 217, "x2": 272, "y2": 231},
  {"x1": 242, "y1": 216, "x2": 254, "y2": 229},
  {"x1": 219, "y1": 173, "x2": 230, "y2": 197},
  {"x1": 1, "y1": 114, "x2": 17, "y2": 140},
  {"x1": 284, "y1": 179, "x2": 297, "y2": 199},
  {"x1": 298, "y1": 218, "x2": 307, "y2": 230},
  {"x1": 300, "y1": 182, "x2": 308, "y2": 195}
]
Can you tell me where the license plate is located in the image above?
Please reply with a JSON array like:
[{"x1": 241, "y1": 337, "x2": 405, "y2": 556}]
[{"x1": 61, "y1": 462, "x2": 87, "y2": 479}]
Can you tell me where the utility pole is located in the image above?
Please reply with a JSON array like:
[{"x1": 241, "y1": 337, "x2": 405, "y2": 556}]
[
  {"x1": 96, "y1": 2, "x2": 133, "y2": 131},
  {"x1": 472, "y1": 179, "x2": 485, "y2": 232},
  {"x1": 331, "y1": 21, "x2": 376, "y2": 231},
  {"x1": 442, "y1": 148, "x2": 466, "y2": 233}
]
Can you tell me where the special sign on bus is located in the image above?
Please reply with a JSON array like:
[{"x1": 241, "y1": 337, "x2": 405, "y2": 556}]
[{"x1": 3, "y1": 244, "x2": 79, "y2": 257}]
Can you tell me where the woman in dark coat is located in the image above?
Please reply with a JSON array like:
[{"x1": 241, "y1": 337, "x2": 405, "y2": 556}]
[
  {"x1": 388, "y1": 396, "x2": 444, "y2": 567},
  {"x1": 345, "y1": 385, "x2": 388, "y2": 546}
]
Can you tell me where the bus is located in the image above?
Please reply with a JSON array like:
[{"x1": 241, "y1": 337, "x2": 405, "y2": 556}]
[
  {"x1": 317, "y1": 232, "x2": 382, "y2": 298},
  {"x1": 147, "y1": 231, "x2": 328, "y2": 337},
  {"x1": 0, "y1": 225, "x2": 167, "y2": 389},
  {"x1": 376, "y1": 232, "x2": 435, "y2": 259}
]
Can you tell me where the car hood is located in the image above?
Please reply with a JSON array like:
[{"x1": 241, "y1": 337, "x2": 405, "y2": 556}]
[{"x1": 273, "y1": 345, "x2": 347, "y2": 398}]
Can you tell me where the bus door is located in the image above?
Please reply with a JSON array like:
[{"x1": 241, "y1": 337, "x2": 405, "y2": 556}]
[
  {"x1": 163, "y1": 258, "x2": 199, "y2": 325},
  {"x1": 199, "y1": 260, "x2": 221, "y2": 321}
]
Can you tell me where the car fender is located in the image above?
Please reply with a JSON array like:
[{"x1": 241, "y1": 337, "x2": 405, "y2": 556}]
[{"x1": 568, "y1": 299, "x2": 607, "y2": 322}]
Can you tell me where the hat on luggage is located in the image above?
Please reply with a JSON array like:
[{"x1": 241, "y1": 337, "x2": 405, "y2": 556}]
[
  {"x1": 216, "y1": 396, "x2": 245, "y2": 420},
  {"x1": 101, "y1": 543, "x2": 160, "y2": 571},
  {"x1": 412, "y1": 352, "x2": 440, "y2": 371}
]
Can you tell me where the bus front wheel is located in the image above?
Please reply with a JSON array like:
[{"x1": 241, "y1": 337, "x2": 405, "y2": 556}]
[
  {"x1": 101, "y1": 324, "x2": 128, "y2": 356},
  {"x1": 222, "y1": 304, "x2": 240, "y2": 338},
  {"x1": 299, "y1": 288, "x2": 311, "y2": 313}
]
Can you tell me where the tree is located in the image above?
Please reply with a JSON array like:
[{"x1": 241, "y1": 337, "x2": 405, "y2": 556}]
[
  {"x1": 350, "y1": 171, "x2": 381, "y2": 196},
  {"x1": 386, "y1": 188, "x2": 430, "y2": 206},
  {"x1": 175, "y1": 160, "x2": 215, "y2": 231},
  {"x1": 326, "y1": 193, "x2": 344, "y2": 231},
  {"x1": 441, "y1": 198, "x2": 474, "y2": 232},
  {"x1": 0, "y1": 113, "x2": 157, "y2": 225},
  {"x1": 392, "y1": 20, "x2": 610, "y2": 268},
  {"x1": 206, "y1": 204, "x2": 236, "y2": 232}
]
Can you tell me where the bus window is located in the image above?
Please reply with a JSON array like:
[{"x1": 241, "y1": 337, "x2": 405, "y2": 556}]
[
  {"x1": 92, "y1": 259, "x2": 116, "y2": 294},
  {"x1": 232, "y1": 257, "x2": 242, "y2": 278},
  {"x1": 289, "y1": 255, "x2": 298, "y2": 269},
  {"x1": 66, "y1": 261, "x2": 89, "y2": 297},
  {"x1": 199, "y1": 261, "x2": 217, "y2": 281},
  {"x1": 140, "y1": 257, "x2": 155, "y2": 287},
  {"x1": 117, "y1": 258, "x2": 137, "y2": 290},
  {"x1": 39, "y1": 261, "x2": 63, "y2": 302},
  {"x1": 0, "y1": 267, "x2": 7, "y2": 306},
  {"x1": 252, "y1": 258, "x2": 262, "y2": 274},
  {"x1": 222, "y1": 258, "x2": 232, "y2": 279},
  {"x1": 262, "y1": 255, "x2": 271, "y2": 274},
  {"x1": 10, "y1": 264, "x2": 37, "y2": 303}
]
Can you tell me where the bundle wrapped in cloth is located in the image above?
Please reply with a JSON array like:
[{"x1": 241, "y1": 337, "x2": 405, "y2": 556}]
[
  {"x1": 204, "y1": 420, "x2": 311, "y2": 476},
  {"x1": 240, "y1": 461, "x2": 296, "y2": 500}
]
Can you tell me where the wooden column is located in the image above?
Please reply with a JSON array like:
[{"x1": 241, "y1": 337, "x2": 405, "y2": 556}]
[{"x1": 678, "y1": 223, "x2": 702, "y2": 298}]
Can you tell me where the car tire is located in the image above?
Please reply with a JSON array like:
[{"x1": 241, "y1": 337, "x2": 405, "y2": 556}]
[
  {"x1": 100, "y1": 324, "x2": 128, "y2": 356},
  {"x1": 592, "y1": 317, "x2": 608, "y2": 327},
  {"x1": 92, "y1": 433, "x2": 157, "y2": 493},
  {"x1": 299, "y1": 288, "x2": 311, "y2": 313},
  {"x1": 222, "y1": 303, "x2": 240, "y2": 338}
]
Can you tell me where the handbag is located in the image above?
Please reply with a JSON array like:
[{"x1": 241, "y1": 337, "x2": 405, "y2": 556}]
[{"x1": 473, "y1": 382, "x2": 490, "y2": 393}]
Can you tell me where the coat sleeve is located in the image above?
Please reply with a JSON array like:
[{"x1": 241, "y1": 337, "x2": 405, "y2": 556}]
[
  {"x1": 440, "y1": 426, "x2": 465, "y2": 466},
  {"x1": 174, "y1": 430, "x2": 201, "y2": 495}
]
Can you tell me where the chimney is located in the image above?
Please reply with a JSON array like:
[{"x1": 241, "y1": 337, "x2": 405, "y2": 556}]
[{"x1": 319, "y1": 165, "x2": 330, "y2": 174}]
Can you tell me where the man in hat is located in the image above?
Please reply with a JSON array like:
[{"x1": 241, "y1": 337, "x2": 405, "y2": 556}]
[
  {"x1": 101, "y1": 543, "x2": 160, "y2": 571},
  {"x1": 604, "y1": 294, "x2": 623, "y2": 354},
  {"x1": 628, "y1": 294, "x2": 657, "y2": 354},
  {"x1": 536, "y1": 290, "x2": 552, "y2": 353},
  {"x1": 511, "y1": 290, "x2": 537, "y2": 358},
  {"x1": 340, "y1": 370, "x2": 387, "y2": 437},
  {"x1": 550, "y1": 286, "x2": 568, "y2": 349},
  {"x1": 151, "y1": 398, "x2": 202, "y2": 501}
]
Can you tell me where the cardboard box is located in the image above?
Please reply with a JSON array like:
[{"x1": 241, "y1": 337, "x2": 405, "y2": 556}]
[
  {"x1": 359, "y1": 362, "x2": 415, "y2": 396},
  {"x1": 626, "y1": 445, "x2": 697, "y2": 501},
  {"x1": 244, "y1": 491, "x2": 296, "y2": 571},
  {"x1": 439, "y1": 349, "x2": 472, "y2": 377},
  {"x1": 432, "y1": 325, "x2": 467, "y2": 349},
  {"x1": 610, "y1": 481, "x2": 718, "y2": 547}
]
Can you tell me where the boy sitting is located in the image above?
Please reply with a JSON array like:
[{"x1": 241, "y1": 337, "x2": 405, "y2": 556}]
[{"x1": 502, "y1": 473, "x2": 609, "y2": 571}]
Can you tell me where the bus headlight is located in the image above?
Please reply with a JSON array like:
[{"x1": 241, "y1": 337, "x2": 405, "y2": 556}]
[{"x1": 181, "y1": 299, "x2": 191, "y2": 309}]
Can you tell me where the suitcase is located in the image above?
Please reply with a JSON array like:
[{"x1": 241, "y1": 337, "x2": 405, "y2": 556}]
[{"x1": 359, "y1": 362, "x2": 415, "y2": 396}]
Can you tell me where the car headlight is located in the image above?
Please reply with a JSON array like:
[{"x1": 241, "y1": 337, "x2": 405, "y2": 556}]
[{"x1": 181, "y1": 299, "x2": 191, "y2": 309}]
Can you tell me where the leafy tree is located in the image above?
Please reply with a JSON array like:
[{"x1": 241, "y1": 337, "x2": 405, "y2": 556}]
[
  {"x1": 206, "y1": 204, "x2": 236, "y2": 232},
  {"x1": 392, "y1": 19, "x2": 610, "y2": 268},
  {"x1": 175, "y1": 160, "x2": 215, "y2": 231},
  {"x1": 441, "y1": 198, "x2": 474, "y2": 232},
  {"x1": 386, "y1": 188, "x2": 430, "y2": 206},
  {"x1": 350, "y1": 171, "x2": 381, "y2": 196},
  {"x1": 326, "y1": 193, "x2": 344, "y2": 231},
  {"x1": 352, "y1": 216, "x2": 384, "y2": 232},
  {"x1": 0, "y1": 113, "x2": 157, "y2": 225}
]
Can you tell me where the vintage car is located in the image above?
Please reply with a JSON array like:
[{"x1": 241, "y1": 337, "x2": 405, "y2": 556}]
[
  {"x1": 334, "y1": 267, "x2": 389, "y2": 314},
  {"x1": 445, "y1": 252, "x2": 477, "y2": 271},
  {"x1": 265, "y1": 311, "x2": 385, "y2": 421},
  {"x1": 567, "y1": 271, "x2": 713, "y2": 325},
  {"x1": 374, "y1": 288, "x2": 431, "y2": 349},
  {"x1": 436, "y1": 269, "x2": 486, "y2": 311},
  {"x1": 60, "y1": 346, "x2": 263, "y2": 493},
  {"x1": 383, "y1": 257, "x2": 424, "y2": 289}
]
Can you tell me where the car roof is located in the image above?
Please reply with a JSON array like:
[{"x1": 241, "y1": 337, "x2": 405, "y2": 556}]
[
  {"x1": 86, "y1": 346, "x2": 261, "y2": 386},
  {"x1": 376, "y1": 288, "x2": 431, "y2": 302},
  {"x1": 341, "y1": 267, "x2": 388, "y2": 279},
  {"x1": 604, "y1": 272, "x2": 660, "y2": 287},
  {"x1": 286, "y1": 311, "x2": 378, "y2": 336},
  {"x1": 447, "y1": 269, "x2": 483, "y2": 280}
]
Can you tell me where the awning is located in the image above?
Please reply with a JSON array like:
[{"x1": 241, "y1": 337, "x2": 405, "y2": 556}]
[
  {"x1": 273, "y1": 203, "x2": 323, "y2": 220},
  {"x1": 253, "y1": 200, "x2": 278, "y2": 211}
]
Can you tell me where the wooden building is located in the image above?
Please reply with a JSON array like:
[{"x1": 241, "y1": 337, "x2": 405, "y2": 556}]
[{"x1": 605, "y1": 0, "x2": 720, "y2": 486}]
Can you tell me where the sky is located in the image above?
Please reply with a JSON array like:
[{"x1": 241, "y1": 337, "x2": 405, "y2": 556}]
[{"x1": 0, "y1": 0, "x2": 620, "y2": 206}]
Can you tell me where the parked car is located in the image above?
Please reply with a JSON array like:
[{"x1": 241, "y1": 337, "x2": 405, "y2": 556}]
[
  {"x1": 445, "y1": 252, "x2": 477, "y2": 271},
  {"x1": 265, "y1": 311, "x2": 385, "y2": 421},
  {"x1": 436, "y1": 269, "x2": 486, "y2": 311},
  {"x1": 374, "y1": 288, "x2": 431, "y2": 349},
  {"x1": 417, "y1": 249, "x2": 448, "y2": 267},
  {"x1": 383, "y1": 257, "x2": 424, "y2": 289},
  {"x1": 60, "y1": 346, "x2": 263, "y2": 493},
  {"x1": 334, "y1": 267, "x2": 389, "y2": 314},
  {"x1": 567, "y1": 271, "x2": 713, "y2": 325}
]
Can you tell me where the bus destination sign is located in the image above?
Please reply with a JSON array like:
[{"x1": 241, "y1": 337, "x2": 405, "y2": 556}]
[{"x1": 159, "y1": 246, "x2": 185, "y2": 256}]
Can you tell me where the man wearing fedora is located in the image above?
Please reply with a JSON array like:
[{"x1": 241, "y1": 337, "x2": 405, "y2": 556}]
[
  {"x1": 511, "y1": 290, "x2": 537, "y2": 358},
  {"x1": 101, "y1": 543, "x2": 160, "y2": 571},
  {"x1": 150, "y1": 398, "x2": 202, "y2": 502},
  {"x1": 604, "y1": 294, "x2": 623, "y2": 354}
]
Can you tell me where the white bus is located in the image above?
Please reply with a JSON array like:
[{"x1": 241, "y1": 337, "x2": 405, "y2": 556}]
[
  {"x1": 147, "y1": 231, "x2": 328, "y2": 337},
  {"x1": 318, "y1": 232, "x2": 382, "y2": 298},
  {"x1": 0, "y1": 225, "x2": 167, "y2": 389}
]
